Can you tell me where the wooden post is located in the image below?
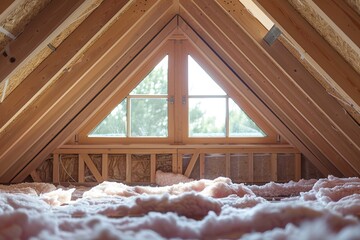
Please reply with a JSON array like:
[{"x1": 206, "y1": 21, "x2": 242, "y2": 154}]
[
  {"x1": 78, "y1": 154, "x2": 85, "y2": 183},
  {"x1": 102, "y1": 153, "x2": 108, "y2": 181},
  {"x1": 53, "y1": 153, "x2": 60, "y2": 184}
]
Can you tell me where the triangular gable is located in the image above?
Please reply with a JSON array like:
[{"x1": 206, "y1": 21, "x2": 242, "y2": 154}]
[{"x1": 77, "y1": 28, "x2": 279, "y2": 145}]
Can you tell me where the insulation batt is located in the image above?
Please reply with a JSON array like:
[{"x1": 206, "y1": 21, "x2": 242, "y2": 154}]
[{"x1": 0, "y1": 174, "x2": 360, "y2": 239}]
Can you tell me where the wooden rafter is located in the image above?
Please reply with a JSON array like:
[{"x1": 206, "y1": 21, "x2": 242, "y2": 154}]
[
  {"x1": 8, "y1": 1, "x2": 178, "y2": 183},
  {"x1": 0, "y1": 0, "x2": 86, "y2": 90},
  {"x1": 179, "y1": 0, "x2": 359, "y2": 176},
  {"x1": 0, "y1": 0, "x2": 15, "y2": 15},
  {"x1": 0, "y1": 0, "x2": 121, "y2": 130},
  {"x1": 255, "y1": 0, "x2": 360, "y2": 115},
  {"x1": 215, "y1": 0, "x2": 360, "y2": 173}
]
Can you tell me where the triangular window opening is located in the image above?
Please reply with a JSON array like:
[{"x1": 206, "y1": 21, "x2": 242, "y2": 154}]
[
  {"x1": 89, "y1": 56, "x2": 169, "y2": 137},
  {"x1": 88, "y1": 53, "x2": 266, "y2": 140},
  {"x1": 188, "y1": 55, "x2": 266, "y2": 138}
]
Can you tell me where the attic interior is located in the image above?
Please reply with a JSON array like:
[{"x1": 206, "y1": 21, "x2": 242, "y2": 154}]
[{"x1": 0, "y1": 0, "x2": 359, "y2": 239}]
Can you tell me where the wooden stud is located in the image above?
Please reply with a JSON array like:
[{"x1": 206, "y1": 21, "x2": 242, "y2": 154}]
[
  {"x1": 271, "y1": 153, "x2": 277, "y2": 182},
  {"x1": 199, "y1": 153, "x2": 205, "y2": 179},
  {"x1": 53, "y1": 153, "x2": 60, "y2": 184},
  {"x1": 184, "y1": 150, "x2": 200, "y2": 177},
  {"x1": 78, "y1": 153, "x2": 85, "y2": 183},
  {"x1": 126, "y1": 154, "x2": 132, "y2": 183},
  {"x1": 248, "y1": 153, "x2": 254, "y2": 182},
  {"x1": 30, "y1": 171, "x2": 41, "y2": 182},
  {"x1": 150, "y1": 154, "x2": 156, "y2": 183},
  {"x1": 102, "y1": 153, "x2": 108, "y2": 181},
  {"x1": 295, "y1": 153, "x2": 301, "y2": 181},
  {"x1": 225, "y1": 153, "x2": 230, "y2": 177},
  {"x1": 172, "y1": 153, "x2": 177, "y2": 173},
  {"x1": 178, "y1": 153, "x2": 183, "y2": 174},
  {"x1": 80, "y1": 154, "x2": 103, "y2": 182}
]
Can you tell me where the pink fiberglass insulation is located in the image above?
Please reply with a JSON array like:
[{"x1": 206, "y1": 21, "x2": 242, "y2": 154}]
[{"x1": 0, "y1": 174, "x2": 360, "y2": 239}]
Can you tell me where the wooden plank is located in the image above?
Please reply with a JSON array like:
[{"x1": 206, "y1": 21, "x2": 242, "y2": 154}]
[
  {"x1": 248, "y1": 153, "x2": 254, "y2": 182},
  {"x1": 255, "y1": 0, "x2": 360, "y2": 113},
  {"x1": 150, "y1": 154, "x2": 156, "y2": 183},
  {"x1": 184, "y1": 151, "x2": 200, "y2": 177},
  {"x1": 3, "y1": 0, "x2": 176, "y2": 183},
  {"x1": 0, "y1": 0, "x2": 128, "y2": 130},
  {"x1": 126, "y1": 154, "x2": 131, "y2": 183},
  {"x1": 172, "y1": 153, "x2": 177, "y2": 173},
  {"x1": 216, "y1": 0, "x2": 360, "y2": 172},
  {"x1": 199, "y1": 153, "x2": 205, "y2": 179},
  {"x1": 271, "y1": 153, "x2": 277, "y2": 181},
  {"x1": 295, "y1": 153, "x2": 301, "y2": 181},
  {"x1": 178, "y1": 154, "x2": 183, "y2": 174},
  {"x1": 225, "y1": 153, "x2": 230, "y2": 177},
  {"x1": 30, "y1": 171, "x2": 41, "y2": 182},
  {"x1": 80, "y1": 154, "x2": 103, "y2": 182},
  {"x1": 102, "y1": 153, "x2": 108, "y2": 180},
  {"x1": 53, "y1": 153, "x2": 60, "y2": 183},
  {"x1": 312, "y1": 0, "x2": 360, "y2": 50},
  {"x1": 78, "y1": 153, "x2": 85, "y2": 183},
  {"x1": 0, "y1": 0, "x2": 86, "y2": 87},
  {"x1": 0, "y1": 0, "x2": 14, "y2": 15},
  {"x1": 180, "y1": 1, "x2": 353, "y2": 176}
]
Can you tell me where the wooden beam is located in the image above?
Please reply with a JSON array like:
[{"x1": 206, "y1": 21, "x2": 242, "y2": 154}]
[
  {"x1": 180, "y1": 0, "x2": 357, "y2": 176},
  {"x1": 102, "y1": 153, "x2": 108, "y2": 180},
  {"x1": 271, "y1": 153, "x2": 277, "y2": 181},
  {"x1": 80, "y1": 153, "x2": 103, "y2": 182},
  {"x1": 184, "y1": 150, "x2": 200, "y2": 177},
  {"x1": 0, "y1": 0, "x2": 127, "y2": 130},
  {"x1": 312, "y1": 0, "x2": 360, "y2": 49},
  {"x1": 216, "y1": 0, "x2": 360, "y2": 173},
  {"x1": 0, "y1": 0, "x2": 86, "y2": 88},
  {"x1": 8, "y1": 3, "x2": 177, "y2": 183},
  {"x1": 248, "y1": 153, "x2": 254, "y2": 182},
  {"x1": 126, "y1": 154, "x2": 132, "y2": 183},
  {"x1": 255, "y1": 0, "x2": 360, "y2": 114},
  {"x1": 0, "y1": 0, "x2": 14, "y2": 15},
  {"x1": 199, "y1": 153, "x2": 205, "y2": 179},
  {"x1": 53, "y1": 153, "x2": 60, "y2": 184},
  {"x1": 150, "y1": 154, "x2": 156, "y2": 183},
  {"x1": 78, "y1": 153, "x2": 85, "y2": 183}
]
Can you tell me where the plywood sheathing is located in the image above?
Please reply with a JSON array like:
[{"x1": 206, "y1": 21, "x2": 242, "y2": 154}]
[
  {"x1": 288, "y1": 0, "x2": 360, "y2": 76},
  {"x1": 346, "y1": 0, "x2": 360, "y2": 15},
  {"x1": 0, "y1": 0, "x2": 51, "y2": 51},
  {"x1": 0, "y1": 0, "x2": 104, "y2": 100}
]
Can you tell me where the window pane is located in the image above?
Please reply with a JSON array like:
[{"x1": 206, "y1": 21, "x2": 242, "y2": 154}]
[
  {"x1": 188, "y1": 55, "x2": 226, "y2": 96},
  {"x1": 131, "y1": 56, "x2": 168, "y2": 95},
  {"x1": 189, "y1": 98, "x2": 226, "y2": 137},
  {"x1": 229, "y1": 99, "x2": 266, "y2": 137},
  {"x1": 130, "y1": 98, "x2": 168, "y2": 137},
  {"x1": 89, "y1": 100, "x2": 127, "y2": 137}
]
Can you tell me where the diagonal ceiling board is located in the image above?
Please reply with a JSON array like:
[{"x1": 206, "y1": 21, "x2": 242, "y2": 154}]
[
  {"x1": 180, "y1": 0, "x2": 355, "y2": 176},
  {"x1": 311, "y1": 0, "x2": 360, "y2": 51},
  {"x1": 255, "y1": 0, "x2": 360, "y2": 117},
  {"x1": 0, "y1": 0, "x2": 126, "y2": 130},
  {"x1": 0, "y1": 0, "x2": 86, "y2": 87},
  {"x1": 8, "y1": 1, "x2": 178, "y2": 183},
  {"x1": 0, "y1": 0, "x2": 15, "y2": 16},
  {"x1": 190, "y1": 0, "x2": 359, "y2": 176},
  {"x1": 177, "y1": 15, "x2": 334, "y2": 177},
  {"x1": 216, "y1": 1, "x2": 360, "y2": 171}
]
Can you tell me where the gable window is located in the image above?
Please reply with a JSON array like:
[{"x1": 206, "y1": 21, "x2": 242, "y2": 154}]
[{"x1": 81, "y1": 38, "x2": 277, "y2": 144}]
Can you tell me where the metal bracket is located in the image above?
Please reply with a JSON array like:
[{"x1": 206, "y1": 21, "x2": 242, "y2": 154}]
[{"x1": 264, "y1": 25, "x2": 282, "y2": 45}]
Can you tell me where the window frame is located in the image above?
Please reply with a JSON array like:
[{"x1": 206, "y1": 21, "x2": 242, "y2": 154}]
[{"x1": 77, "y1": 39, "x2": 279, "y2": 145}]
